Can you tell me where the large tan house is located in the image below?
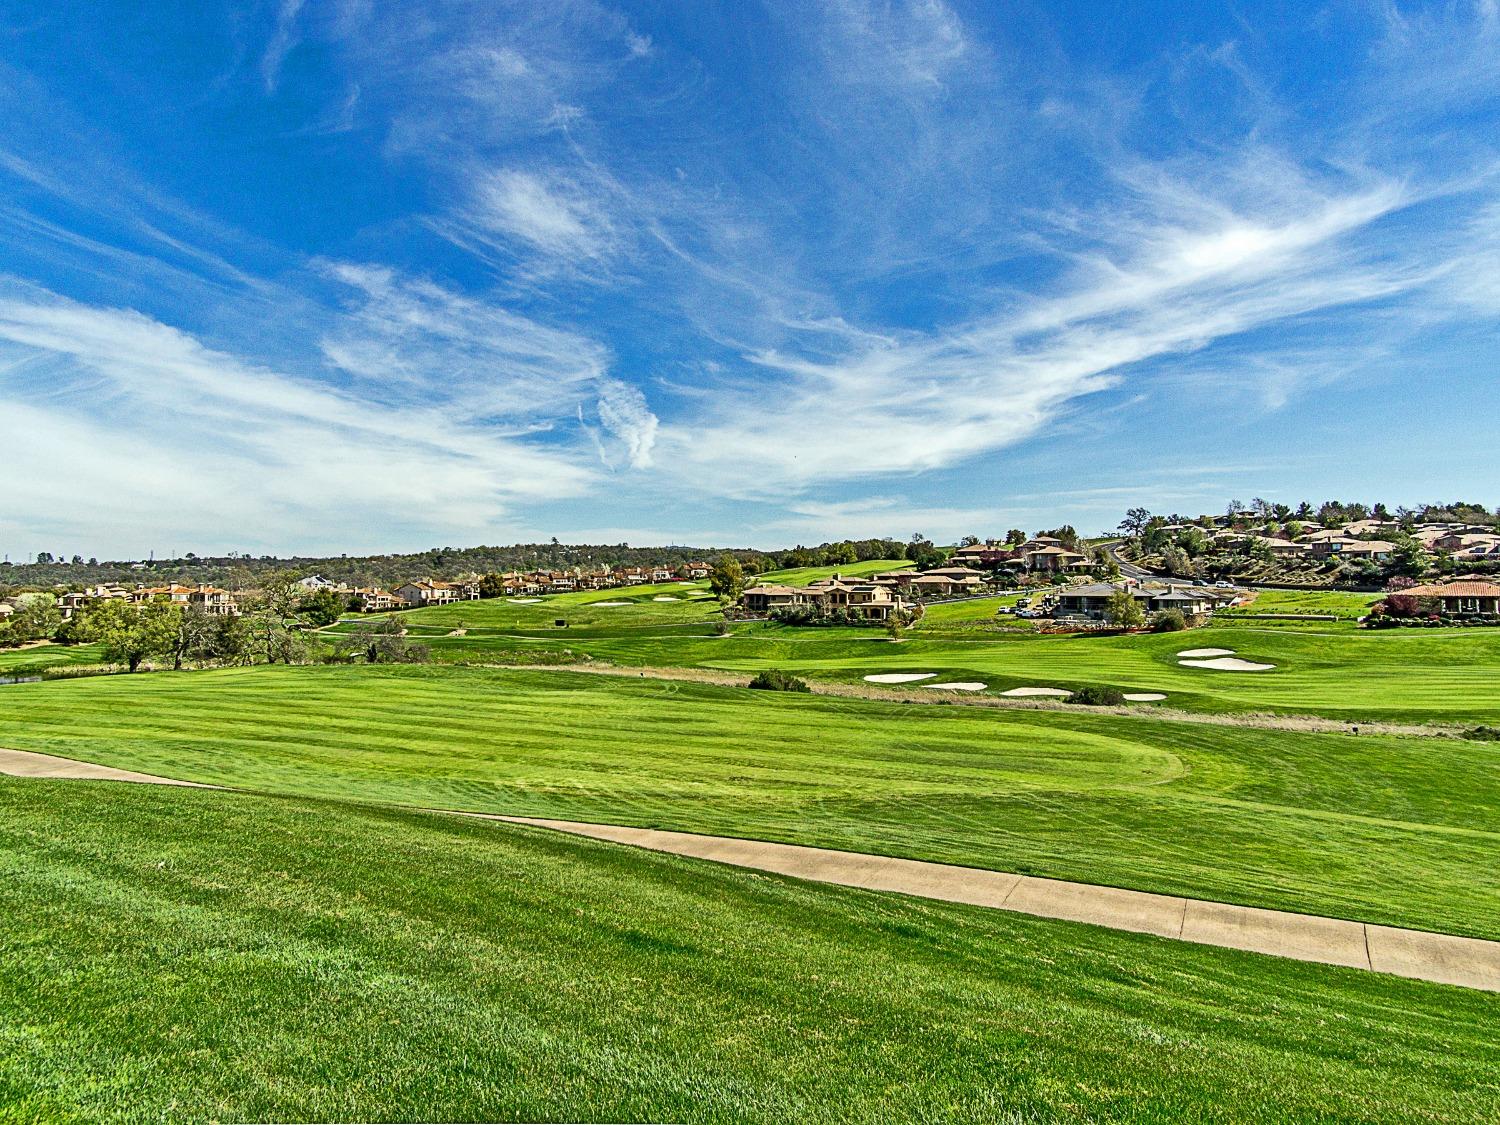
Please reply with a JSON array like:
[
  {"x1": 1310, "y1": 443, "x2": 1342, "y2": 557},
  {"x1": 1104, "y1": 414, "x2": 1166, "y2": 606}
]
[{"x1": 740, "y1": 576, "x2": 906, "y2": 621}]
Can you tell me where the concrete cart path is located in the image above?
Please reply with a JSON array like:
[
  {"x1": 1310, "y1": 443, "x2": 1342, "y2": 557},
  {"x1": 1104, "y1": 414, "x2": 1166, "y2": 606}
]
[
  {"x1": 4, "y1": 746, "x2": 1496, "y2": 992},
  {"x1": 479, "y1": 815, "x2": 1500, "y2": 993},
  {"x1": 0, "y1": 746, "x2": 221, "y2": 788}
]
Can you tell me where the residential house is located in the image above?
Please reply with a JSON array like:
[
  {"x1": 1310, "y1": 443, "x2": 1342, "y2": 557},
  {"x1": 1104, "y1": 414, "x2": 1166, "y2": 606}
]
[
  {"x1": 188, "y1": 586, "x2": 238, "y2": 616},
  {"x1": 906, "y1": 573, "x2": 984, "y2": 598},
  {"x1": 950, "y1": 540, "x2": 1017, "y2": 568},
  {"x1": 1308, "y1": 538, "x2": 1396, "y2": 560},
  {"x1": 740, "y1": 580, "x2": 906, "y2": 621},
  {"x1": 395, "y1": 580, "x2": 461, "y2": 607},
  {"x1": 678, "y1": 561, "x2": 711, "y2": 580},
  {"x1": 739, "y1": 584, "x2": 806, "y2": 614},
  {"x1": 1015, "y1": 544, "x2": 1091, "y2": 572},
  {"x1": 1054, "y1": 582, "x2": 1154, "y2": 619},
  {"x1": 1401, "y1": 578, "x2": 1500, "y2": 615},
  {"x1": 1055, "y1": 582, "x2": 1219, "y2": 620},
  {"x1": 297, "y1": 575, "x2": 344, "y2": 592},
  {"x1": 356, "y1": 588, "x2": 402, "y2": 612}
]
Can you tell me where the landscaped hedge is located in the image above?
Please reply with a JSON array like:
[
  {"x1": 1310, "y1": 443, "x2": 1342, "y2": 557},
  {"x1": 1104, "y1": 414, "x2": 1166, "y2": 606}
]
[{"x1": 1364, "y1": 614, "x2": 1500, "y2": 629}]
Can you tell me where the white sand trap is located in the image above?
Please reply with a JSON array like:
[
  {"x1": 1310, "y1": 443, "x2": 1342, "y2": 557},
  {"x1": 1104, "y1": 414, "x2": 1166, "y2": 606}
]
[
  {"x1": 1123, "y1": 692, "x2": 1167, "y2": 702},
  {"x1": 652, "y1": 595, "x2": 681, "y2": 602},
  {"x1": 863, "y1": 672, "x2": 937, "y2": 683},
  {"x1": 447, "y1": 629, "x2": 468, "y2": 636},
  {"x1": 592, "y1": 601, "x2": 631, "y2": 607},
  {"x1": 926, "y1": 682, "x2": 987, "y2": 691},
  {"x1": 1177, "y1": 647, "x2": 1234, "y2": 658},
  {"x1": 1178, "y1": 657, "x2": 1275, "y2": 672},
  {"x1": 509, "y1": 598, "x2": 541, "y2": 604},
  {"x1": 1000, "y1": 686, "x2": 1073, "y2": 698}
]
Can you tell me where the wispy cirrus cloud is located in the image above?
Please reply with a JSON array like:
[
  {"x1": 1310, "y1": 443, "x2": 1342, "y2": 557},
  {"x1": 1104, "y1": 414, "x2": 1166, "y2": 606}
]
[
  {"x1": 464, "y1": 167, "x2": 619, "y2": 263},
  {"x1": 260, "y1": 0, "x2": 306, "y2": 93},
  {"x1": 0, "y1": 279, "x2": 599, "y2": 552}
]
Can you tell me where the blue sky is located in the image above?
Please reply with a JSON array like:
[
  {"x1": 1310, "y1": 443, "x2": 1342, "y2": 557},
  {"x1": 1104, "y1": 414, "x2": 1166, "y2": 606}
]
[{"x1": 2, "y1": 1, "x2": 1498, "y2": 559}]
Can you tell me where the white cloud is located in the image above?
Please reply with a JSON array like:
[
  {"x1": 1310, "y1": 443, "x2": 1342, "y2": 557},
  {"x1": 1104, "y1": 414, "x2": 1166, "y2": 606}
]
[
  {"x1": 654, "y1": 165, "x2": 1441, "y2": 494},
  {"x1": 318, "y1": 261, "x2": 611, "y2": 417},
  {"x1": 0, "y1": 280, "x2": 600, "y2": 553},
  {"x1": 468, "y1": 168, "x2": 616, "y2": 260},
  {"x1": 261, "y1": 0, "x2": 306, "y2": 93},
  {"x1": 595, "y1": 378, "x2": 659, "y2": 469}
]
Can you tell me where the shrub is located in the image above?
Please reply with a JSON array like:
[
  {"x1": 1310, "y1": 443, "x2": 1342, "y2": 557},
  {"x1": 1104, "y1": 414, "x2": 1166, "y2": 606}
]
[
  {"x1": 1069, "y1": 685, "x2": 1126, "y2": 706},
  {"x1": 1150, "y1": 609, "x2": 1188, "y2": 632},
  {"x1": 748, "y1": 669, "x2": 811, "y2": 693}
]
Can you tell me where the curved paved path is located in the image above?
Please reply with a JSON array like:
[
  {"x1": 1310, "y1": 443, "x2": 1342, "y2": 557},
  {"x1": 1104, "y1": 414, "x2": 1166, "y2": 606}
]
[{"x1": 4, "y1": 747, "x2": 1496, "y2": 992}]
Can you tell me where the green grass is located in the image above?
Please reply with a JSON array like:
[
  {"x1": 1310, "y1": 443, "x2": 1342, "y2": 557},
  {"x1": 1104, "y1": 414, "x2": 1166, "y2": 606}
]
[
  {"x1": 1217, "y1": 588, "x2": 1379, "y2": 622},
  {"x1": 2, "y1": 665, "x2": 1496, "y2": 938},
  {"x1": 324, "y1": 570, "x2": 1500, "y2": 724},
  {"x1": 397, "y1": 614, "x2": 1500, "y2": 724},
  {"x1": 0, "y1": 643, "x2": 106, "y2": 676},
  {"x1": 2, "y1": 778, "x2": 1496, "y2": 1124}
]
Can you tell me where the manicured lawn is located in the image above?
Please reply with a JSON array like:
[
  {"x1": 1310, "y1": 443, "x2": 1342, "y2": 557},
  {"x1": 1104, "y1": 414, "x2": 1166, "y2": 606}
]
[
  {"x1": 2, "y1": 778, "x2": 1496, "y2": 1123},
  {"x1": 0, "y1": 643, "x2": 106, "y2": 676},
  {"x1": 1217, "y1": 588, "x2": 1380, "y2": 622},
  {"x1": 330, "y1": 569, "x2": 1500, "y2": 724},
  {"x1": 397, "y1": 613, "x2": 1500, "y2": 723},
  {"x1": 2, "y1": 665, "x2": 1496, "y2": 938}
]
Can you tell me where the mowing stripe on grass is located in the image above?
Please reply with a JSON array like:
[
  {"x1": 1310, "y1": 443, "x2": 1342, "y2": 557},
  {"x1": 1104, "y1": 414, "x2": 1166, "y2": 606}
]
[{"x1": 5, "y1": 745, "x2": 1496, "y2": 992}]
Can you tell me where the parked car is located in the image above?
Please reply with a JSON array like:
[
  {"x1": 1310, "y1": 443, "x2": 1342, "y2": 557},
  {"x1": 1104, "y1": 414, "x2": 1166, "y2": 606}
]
[
  {"x1": 996, "y1": 606, "x2": 1014, "y2": 616},
  {"x1": 1214, "y1": 580, "x2": 1233, "y2": 589}
]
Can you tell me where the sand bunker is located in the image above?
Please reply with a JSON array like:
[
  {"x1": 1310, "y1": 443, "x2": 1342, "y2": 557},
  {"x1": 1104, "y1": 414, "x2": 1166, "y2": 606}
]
[
  {"x1": 509, "y1": 598, "x2": 541, "y2": 604},
  {"x1": 863, "y1": 672, "x2": 937, "y2": 684},
  {"x1": 925, "y1": 682, "x2": 987, "y2": 691},
  {"x1": 1178, "y1": 657, "x2": 1276, "y2": 672},
  {"x1": 999, "y1": 686, "x2": 1074, "y2": 698},
  {"x1": 1177, "y1": 647, "x2": 1234, "y2": 658},
  {"x1": 1123, "y1": 692, "x2": 1167, "y2": 702},
  {"x1": 592, "y1": 601, "x2": 631, "y2": 607},
  {"x1": 652, "y1": 595, "x2": 681, "y2": 602}
]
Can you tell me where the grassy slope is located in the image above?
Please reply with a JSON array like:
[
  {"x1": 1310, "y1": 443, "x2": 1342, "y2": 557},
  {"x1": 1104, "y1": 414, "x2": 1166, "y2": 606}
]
[
  {"x1": 2, "y1": 778, "x2": 1496, "y2": 1124},
  {"x1": 2, "y1": 665, "x2": 1496, "y2": 937}
]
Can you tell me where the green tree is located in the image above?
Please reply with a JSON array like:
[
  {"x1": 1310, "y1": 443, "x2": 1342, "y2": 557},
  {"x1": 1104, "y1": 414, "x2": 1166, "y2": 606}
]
[
  {"x1": 5, "y1": 593, "x2": 62, "y2": 644},
  {"x1": 168, "y1": 604, "x2": 220, "y2": 671},
  {"x1": 708, "y1": 554, "x2": 746, "y2": 603},
  {"x1": 1104, "y1": 590, "x2": 1146, "y2": 628},
  {"x1": 1118, "y1": 508, "x2": 1152, "y2": 537},
  {"x1": 299, "y1": 588, "x2": 345, "y2": 627},
  {"x1": 77, "y1": 598, "x2": 179, "y2": 672},
  {"x1": 1388, "y1": 534, "x2": 1431, "y2": 579},
  {"x1": 350, "y1": 618, "x2": 429, "y2": 664}
]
